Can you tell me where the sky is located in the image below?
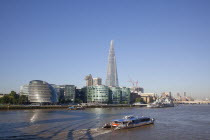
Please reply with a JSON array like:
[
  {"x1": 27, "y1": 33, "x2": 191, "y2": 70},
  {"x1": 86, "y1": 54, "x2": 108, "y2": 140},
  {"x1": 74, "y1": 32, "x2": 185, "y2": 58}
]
[{"x1": 0, "y1": 0, "x2": 210, "y2": 98}]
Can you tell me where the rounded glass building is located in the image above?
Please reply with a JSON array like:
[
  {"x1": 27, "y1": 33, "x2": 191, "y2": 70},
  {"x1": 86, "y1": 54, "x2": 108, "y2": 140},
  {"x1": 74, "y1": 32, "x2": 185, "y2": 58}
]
[{"x1": 28, "y1": 80, "x2": 58, "y2": 104}]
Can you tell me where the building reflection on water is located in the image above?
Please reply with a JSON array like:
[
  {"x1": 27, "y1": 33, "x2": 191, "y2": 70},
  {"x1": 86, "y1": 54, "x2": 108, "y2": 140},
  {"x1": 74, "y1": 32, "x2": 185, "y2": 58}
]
[{"x1": 30, "y1": 110, "x2": 40, "y2": 123}]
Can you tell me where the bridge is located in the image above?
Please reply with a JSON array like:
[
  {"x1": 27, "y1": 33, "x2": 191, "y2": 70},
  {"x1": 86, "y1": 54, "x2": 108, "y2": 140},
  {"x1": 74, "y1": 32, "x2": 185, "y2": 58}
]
[{"x1": 174, "y1": 101, "x2": 210, "y2": 104}]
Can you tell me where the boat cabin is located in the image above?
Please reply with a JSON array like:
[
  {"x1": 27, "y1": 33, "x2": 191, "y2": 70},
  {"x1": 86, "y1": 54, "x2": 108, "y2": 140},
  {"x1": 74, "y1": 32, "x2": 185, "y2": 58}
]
[{"x1": 111, "y1": 115, "x2": 151, "y2": 127}]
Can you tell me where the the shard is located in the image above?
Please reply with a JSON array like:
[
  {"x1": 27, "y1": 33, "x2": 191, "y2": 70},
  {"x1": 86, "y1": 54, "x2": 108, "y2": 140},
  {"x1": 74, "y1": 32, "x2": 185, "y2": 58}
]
[{"x1": 106, "y1": 40, "x2": 119, "y2": 87}]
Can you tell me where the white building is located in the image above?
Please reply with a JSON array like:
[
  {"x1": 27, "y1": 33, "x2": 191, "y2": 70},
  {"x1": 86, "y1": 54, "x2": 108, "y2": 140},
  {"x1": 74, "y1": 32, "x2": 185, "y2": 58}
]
[{"x1": 19, "y1": 85, "x2": 29, "y2": 96}]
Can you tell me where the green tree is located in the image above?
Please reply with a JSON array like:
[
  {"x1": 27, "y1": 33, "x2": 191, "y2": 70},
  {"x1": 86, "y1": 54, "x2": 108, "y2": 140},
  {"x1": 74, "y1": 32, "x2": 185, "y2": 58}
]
[
  {"x1": 1, "y1": 95, "x2": 11, "y2": 104},
  {"x1": 9, "y1": 91, "x2": 19, "y2": 104},
  {"x1": 0, "y1": 91, "x2": 20, "y2": 104},
  {"x1": 135, "y1": 98, "x2": 145, "y2": 103},
  {"x1": 18, "y1": 95, "x2": 28, "y2": 104},
  {"x1": 123, "y1": 101, "x2": 128, "y2": 104},
  {"x1": 75, "y1": 98, "x2": 83, "y2": 104}
]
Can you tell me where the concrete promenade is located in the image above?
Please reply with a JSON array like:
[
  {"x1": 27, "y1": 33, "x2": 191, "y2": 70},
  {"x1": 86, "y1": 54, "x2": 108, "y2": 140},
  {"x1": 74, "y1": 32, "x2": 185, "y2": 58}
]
[
  {"x1": 0, "y1": 104, "x2": 137, "y2": 110},
  {"x1": 174, "y1": 101, "x2": 210, "y2": 104}
]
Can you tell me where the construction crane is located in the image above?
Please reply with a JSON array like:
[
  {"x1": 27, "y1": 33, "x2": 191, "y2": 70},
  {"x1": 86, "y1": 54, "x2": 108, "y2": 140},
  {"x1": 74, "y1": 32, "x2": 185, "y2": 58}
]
[
  {"x1": 128, "y1": 80, "x2": 135, "y2": 87},
  {"x1": 135, "y1": 80, "x2": 139, "y2": 87},
  {"x1": 128, "y1": 79, "x2": 139, "y2": 88}
]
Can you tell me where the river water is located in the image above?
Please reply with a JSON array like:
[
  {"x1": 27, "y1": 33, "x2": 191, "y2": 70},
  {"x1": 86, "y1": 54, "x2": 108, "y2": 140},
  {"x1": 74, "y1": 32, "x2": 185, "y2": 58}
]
[{"x1": 0, "y1": 105, "x2": 210, "y2": 140}]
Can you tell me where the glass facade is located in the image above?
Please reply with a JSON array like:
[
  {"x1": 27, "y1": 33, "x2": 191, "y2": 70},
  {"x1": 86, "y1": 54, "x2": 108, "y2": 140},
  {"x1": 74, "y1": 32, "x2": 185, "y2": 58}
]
[
  {"x1": 64, "y1": 85, "x2": 76, "y2": 102},
  {"x1": 85, "y1": 86, "x2": 131, "y2": 104},
  {"x1": 121, "y1": 87, "x2": 131, "y2": 104},
  {"x1": 28, "y1": 80, "x2": 58, "y2": 103},
  {"x1": 106, "y1": 40, "x2": 119, "y2": 87},
  {"x1": 76, "y1": 87, "x2": 87, "y2": 103},
  {"x1": 86, "y1": 85, "x2": 109, "y2": 104},
  {"x1": 19, "y1": 85, "x2": 29, "y2": 96},
  {"x1": 110, "y1": 87, "x2": 122, "y2": 104},
  {"x1": 51, "y1": 84, "x2": 64, "y2": 101}
]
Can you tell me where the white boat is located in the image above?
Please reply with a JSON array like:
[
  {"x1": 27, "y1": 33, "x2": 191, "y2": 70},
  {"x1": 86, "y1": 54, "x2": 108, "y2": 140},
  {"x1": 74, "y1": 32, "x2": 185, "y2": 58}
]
[
  {"x1": 103, "y1": 115, "x2": 155, "y2": 130},
  {"x1": 147, "y1": 97, "x2": 174, "y2": 108}
]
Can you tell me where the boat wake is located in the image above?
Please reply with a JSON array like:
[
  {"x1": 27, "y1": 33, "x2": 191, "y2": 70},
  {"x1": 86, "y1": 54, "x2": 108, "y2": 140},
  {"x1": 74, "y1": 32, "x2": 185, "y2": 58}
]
[{"x1": 69, "y1": 128, "x2": 112, "y2": 139}]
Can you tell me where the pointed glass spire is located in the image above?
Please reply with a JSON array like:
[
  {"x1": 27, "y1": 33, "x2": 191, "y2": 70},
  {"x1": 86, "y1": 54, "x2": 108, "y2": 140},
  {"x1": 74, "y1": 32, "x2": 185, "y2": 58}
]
[{"x1": 106, "y1": 40, "x2": 119, "y2": 87}]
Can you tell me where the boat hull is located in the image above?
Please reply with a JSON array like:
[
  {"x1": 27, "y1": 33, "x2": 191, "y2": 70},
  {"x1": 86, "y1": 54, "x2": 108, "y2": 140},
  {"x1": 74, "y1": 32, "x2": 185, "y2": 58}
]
[{"x1": 115, "y1": 120, "x2": 155, "y2": 130}]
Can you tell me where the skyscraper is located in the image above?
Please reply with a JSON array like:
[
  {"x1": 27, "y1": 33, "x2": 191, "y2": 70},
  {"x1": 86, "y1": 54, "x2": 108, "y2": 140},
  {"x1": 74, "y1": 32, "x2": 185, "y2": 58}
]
[
  {"x1": 85, "y1": 74, "x2": 93, "y2": 86},
  {"x1": 93, "y1": 77, "x2": 102, "y2": 86},
  {"x1": 106, "y1": 40, "x2": 119, "y2": 87}
]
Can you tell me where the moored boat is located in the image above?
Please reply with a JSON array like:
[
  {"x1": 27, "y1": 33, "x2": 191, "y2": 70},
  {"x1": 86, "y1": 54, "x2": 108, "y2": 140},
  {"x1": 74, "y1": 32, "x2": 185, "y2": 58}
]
[
  {"x1": 147, "y1": 97, "x2": 174, "y2": 108},
  {"x1": 103, "y1": 115, "x2": 155, "y2": 130},
  {"x1": 67, "y1": 106, "x2": 85, "y2": 110}
]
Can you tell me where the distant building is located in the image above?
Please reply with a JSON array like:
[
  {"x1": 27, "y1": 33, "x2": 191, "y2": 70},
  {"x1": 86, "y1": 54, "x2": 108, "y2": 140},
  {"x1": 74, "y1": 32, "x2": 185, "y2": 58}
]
[
  {"x1": 85, "y1": 85, "x2": 130, "y2": 104},
  {"x1": 19, "y1": 85, "x2": 29, "y2": 96},
  {"x1": 93, "y1": 77, "x2": 102, "y2": 86},
  {"x1": 86, "y1": 85, "x2": 109, "y2": 104},
  {"x1": 51, "y1": 84, "x2": 65, "y2": 102},
  {"x1": 110, "y1": 87, "x2": 122, "y2": 104},
  {"x1": 106, "y1": 40, "x2": 119, "y2": 87},
  {"x1": 50, "y1": 84, "x2": 77, "y2": 103},
  {"x1": 64, "y1": 85, "x2": 76, "y2": 102},
  {"x1": 28, "y1": 80, "x2": 58, "y2": 104},
  {"x1": 130, "y1": 87, "x2": 144, "y2": 93},
  {"x1": 121, "y1": 87, "x2": 131, "y2": 104},
  {"x1": 140, "y1": 93, "x2": 156, "y2": 103},
  {"x1": 76, "y1": 88, "x2": 87, "y2": 103},
  {"x1": 161, "y1": 92, "x2": 172, "y2": 99},
  {"x1": 130, "y1": 92, "x2": 141, "y2": 103},
  {"x1": 85, "y1": 74, "x2": 93, "y2": 86},
  {"x1": 174, "y1": 92, "x2": 194, "y2": 101}
]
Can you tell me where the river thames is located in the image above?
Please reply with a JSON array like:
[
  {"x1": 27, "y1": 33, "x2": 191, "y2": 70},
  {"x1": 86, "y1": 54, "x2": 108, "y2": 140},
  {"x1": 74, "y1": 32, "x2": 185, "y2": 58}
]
[{"x1": 0, "y1": 105, "x2": 210, "y2": 140}]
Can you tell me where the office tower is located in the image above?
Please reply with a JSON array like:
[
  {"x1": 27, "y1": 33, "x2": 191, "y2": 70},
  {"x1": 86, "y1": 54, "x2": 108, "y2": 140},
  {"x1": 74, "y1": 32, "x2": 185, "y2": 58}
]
[
  {"x1": 106, "y1": 40, "x2": 119, "y2": 87},
  {"x1": 93, "y1": 77, "x2": 102, "y2": 86},
  {"x1": 86, "y1": 85, "x2": 109, "y2": 104},
  {"x1": 85, "y1": 74, "x2": 93, "y2": 86},
  {"x1": 64, "y1": 85, "x2": 76, "y2": 102},
  {"x1": 109, "y1": 87, "x2": 122, "y2": 104}
]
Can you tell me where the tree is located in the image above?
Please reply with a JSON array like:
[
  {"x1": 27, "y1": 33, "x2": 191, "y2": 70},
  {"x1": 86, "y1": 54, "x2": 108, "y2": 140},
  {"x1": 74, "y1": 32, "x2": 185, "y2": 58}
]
[
  {"x1": 75, "y1": 98, "x2": 83, "y2": 104},
  {"x1": 0, "y1": 91, "x2": 20, "y2": 104},
  {"x1": 18, "y1": 95, "x2": 28, "y2": 104},
  {"x1": 1, "y1": 95, "x2": 12, "y2": 104},
  {"x1": 135, "y1": 98, "x2": 145, "y2": 103},
  {"x1": 9, "y1": 91, "x2": 19, "y2": 104}
]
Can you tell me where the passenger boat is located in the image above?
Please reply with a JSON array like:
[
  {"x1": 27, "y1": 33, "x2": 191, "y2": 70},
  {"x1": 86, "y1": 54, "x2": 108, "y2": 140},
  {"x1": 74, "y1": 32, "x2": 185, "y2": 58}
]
[{"x1": 103, "y1": 115, "x2": 155, "y2": 130}]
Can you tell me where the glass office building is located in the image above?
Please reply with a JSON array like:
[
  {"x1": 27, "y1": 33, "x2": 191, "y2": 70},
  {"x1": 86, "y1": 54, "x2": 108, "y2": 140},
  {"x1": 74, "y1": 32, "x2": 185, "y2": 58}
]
[
  {"x1": 109, "y1": 87, "x2": 122, "y2": 104},
  {"x1": 85, "y1": 85, "x2": 130, "y2": 104},
  {"x1": 121, "y1": 87, "x2": 131, "y2": 104},
  {"x1": 86, "y1": 85, "x2": 109, "y2": 104},
  {"x1": 28, "y1": 80, "x2": 58, "y2": 104},
  {"x1": 64, "y1": 85, "x2": 76, "y2": 102}
]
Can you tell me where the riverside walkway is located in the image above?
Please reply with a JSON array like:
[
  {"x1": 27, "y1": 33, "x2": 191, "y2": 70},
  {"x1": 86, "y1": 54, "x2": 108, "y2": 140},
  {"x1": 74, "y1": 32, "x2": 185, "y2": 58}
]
[{"x1": 174, "y1": 101, "x2": 210, "y2": 104}]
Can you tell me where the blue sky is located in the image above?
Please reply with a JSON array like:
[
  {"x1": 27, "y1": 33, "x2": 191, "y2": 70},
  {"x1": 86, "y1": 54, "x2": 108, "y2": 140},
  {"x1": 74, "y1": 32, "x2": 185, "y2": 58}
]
[{"x1": 0, "y1": 0, "x2": 210, "y2": 98}]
